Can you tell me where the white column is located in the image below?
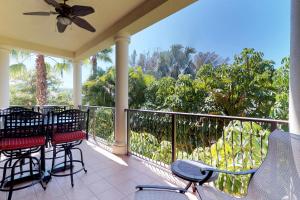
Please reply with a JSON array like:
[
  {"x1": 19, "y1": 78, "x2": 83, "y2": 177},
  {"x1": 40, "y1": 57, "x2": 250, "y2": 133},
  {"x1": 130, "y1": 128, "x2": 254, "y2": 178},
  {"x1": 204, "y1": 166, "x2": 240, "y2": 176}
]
[
  {"x1": 0, "y1": 47, "x2": 10, "y2": 109},
  {"x1": 113, "y1": 32, "x2": 130, "y2": 154},
  {"x1": 290, "y1": 0, "x2": 300, "y2": 134},
  {"x1": 73, "y1": 61, "x2": 82, "y2": 108}
]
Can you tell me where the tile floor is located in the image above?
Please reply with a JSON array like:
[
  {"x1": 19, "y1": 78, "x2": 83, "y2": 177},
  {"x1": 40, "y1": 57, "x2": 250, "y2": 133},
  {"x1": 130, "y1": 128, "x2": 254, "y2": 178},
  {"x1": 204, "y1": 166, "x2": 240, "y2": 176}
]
[{"x1": 0, "y1": 139, "x2": 198, "y2": 200}]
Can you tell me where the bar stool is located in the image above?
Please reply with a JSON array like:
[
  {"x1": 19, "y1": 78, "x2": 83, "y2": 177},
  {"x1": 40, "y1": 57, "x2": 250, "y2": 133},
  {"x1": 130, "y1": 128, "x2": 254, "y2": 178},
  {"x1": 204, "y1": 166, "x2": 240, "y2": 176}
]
[
  {"x1": 49, "y1": 109, "x2": 89, "y2": 187},
  {"x1": 0, "y1": 111, "x2": 47, "y2": 200}
]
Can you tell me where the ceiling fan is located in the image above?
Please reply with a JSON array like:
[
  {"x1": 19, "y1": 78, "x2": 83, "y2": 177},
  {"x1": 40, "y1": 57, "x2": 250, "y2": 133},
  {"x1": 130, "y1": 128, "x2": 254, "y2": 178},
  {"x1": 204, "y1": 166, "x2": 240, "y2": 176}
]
[{"x1": 23, "y1": 0, "x2": 96, "y2": 33}]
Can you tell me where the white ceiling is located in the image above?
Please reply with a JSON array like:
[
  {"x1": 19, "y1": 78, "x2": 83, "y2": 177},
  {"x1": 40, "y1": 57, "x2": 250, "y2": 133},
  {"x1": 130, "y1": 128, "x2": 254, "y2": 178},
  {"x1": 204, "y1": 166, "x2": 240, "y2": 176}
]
[{"x1": 0, "y1": 0, "x2": 196, "y2": 60}]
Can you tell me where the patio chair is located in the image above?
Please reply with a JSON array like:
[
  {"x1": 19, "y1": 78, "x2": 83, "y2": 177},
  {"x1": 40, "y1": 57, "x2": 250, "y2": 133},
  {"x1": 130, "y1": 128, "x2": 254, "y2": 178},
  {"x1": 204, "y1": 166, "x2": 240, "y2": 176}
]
[
  {"x1": 135, "y1": 130, "x2": 300, "y2": 200},
  {"x1": 39, "y1": 105, "x2": 67, "y2": 115},
  {"x1": 0, "y1": 106, "x2": 33, "y2": 116},
  {"x1": 0, "y1": 111, "x2": 47, "y2": 200},
  {"x1": 135, "y1": 185, "x2": 189, "y2": 200},
  {"x1": 196, "y1": 130, "x2": 300, "y2": 200},
  {"x1": 49, "y1": 109, "x2": 89, "y2": 187}
]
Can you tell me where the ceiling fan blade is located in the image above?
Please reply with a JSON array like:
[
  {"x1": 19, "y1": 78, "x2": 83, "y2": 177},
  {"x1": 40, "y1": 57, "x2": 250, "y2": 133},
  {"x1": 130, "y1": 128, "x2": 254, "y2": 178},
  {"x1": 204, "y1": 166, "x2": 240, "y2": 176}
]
[
  {"x1": 57, "y1": 21, "x2": 68, "y2": 33},
  {"x1": 24, "y1": 12, "x2": 51, "y2": 16},
  {"x1": 72, "y1": 16, "x2": 96, "y2": 32},
  {"x1": 70, "y1": 5, "x2": 95, "y2": 16},
  {"x1": 44, "y1": 0, "x2": 61, "y2": 8},
  {"x1": 23, "y1": 11, "x2": 57, "y2": 16}
]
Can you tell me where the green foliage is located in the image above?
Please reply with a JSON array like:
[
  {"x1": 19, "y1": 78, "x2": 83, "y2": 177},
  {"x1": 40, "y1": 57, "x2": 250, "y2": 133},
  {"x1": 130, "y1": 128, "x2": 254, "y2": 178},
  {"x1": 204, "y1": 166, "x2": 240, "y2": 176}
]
[
  {"x1": 83, "y1": 67, "x2": 116, "y2": 106},
  {"x1": 10, "y1": 69, "x2": 72, "y2": 106},
  {"x1": 196, "y1": 48, "x2": 276, "y2": 117},
  {"x1": 270, "y1": 57, "x2": 289, "y2": 120},
  {"x1": 130, "y1": 120, "x2": 270, "y2": 195},
  {"x1": 88, "y1": 107, "x2": 115, "y2": 144}
]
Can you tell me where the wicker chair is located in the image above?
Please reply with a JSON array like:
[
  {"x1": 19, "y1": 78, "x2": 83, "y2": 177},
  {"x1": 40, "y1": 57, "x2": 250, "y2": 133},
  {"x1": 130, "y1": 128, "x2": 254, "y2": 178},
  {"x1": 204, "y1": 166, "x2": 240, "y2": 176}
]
[
  {"x1": 135, "y1": 130, "x2": 300, "y2": 200},
  {"x1": 197, "y1": 130, "x2": 300, "y2": 200}
]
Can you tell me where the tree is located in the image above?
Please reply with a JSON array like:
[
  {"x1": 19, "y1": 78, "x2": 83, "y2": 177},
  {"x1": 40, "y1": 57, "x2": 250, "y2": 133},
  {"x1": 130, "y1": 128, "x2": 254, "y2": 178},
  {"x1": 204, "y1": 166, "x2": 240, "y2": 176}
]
[
  {"x1": 129, "y1": 67, "x2": 155, "y2": 108},
  {"x1": 10, "y1": 50, "x2": 72, "y2": 106},
  {"x1": 194, "y1": 51, "x2": 229, "y2": 69},
  {"x1": 35, "y1": 54, "x2": 47, "y2": 105},
  {"x1": 196, "y1": 48, "x2": 276, "y2": 117},
  {"x1": 270, "y1": 57, "x2": 289, "y2": 120},
  {"x1": 89, "y1": 48, "x2": 112, "y2": 78},
  {"x1": 10, "y1": 68, "x2": 71, "y2": 106},
  {"x1": 83, "y1": 67, "x2": 116, "y2": 106}
]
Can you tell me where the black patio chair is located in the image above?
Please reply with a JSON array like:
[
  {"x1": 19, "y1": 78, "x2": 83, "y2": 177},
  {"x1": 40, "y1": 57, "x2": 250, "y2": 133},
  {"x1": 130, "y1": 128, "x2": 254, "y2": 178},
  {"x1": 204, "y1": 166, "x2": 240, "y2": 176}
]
[
  {"x1": 0, "y1": 107, "x2": 33, "y2": 116},
  {"x1": 49, "y1": 109, "x2": 89, "y2": 187},
  {"x1": 38, "y1": 106, "x2": 67, "y2": 116},
  {"x1": 0, "y1": 111, "x2": 47, "y2": 200}
]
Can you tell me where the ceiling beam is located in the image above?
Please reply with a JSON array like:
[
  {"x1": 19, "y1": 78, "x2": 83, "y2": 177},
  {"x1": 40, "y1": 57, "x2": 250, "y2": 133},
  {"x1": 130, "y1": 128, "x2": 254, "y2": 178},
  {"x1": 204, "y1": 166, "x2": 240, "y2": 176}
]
[{"x1": 0, "y1": 35, "x2": 74, "y2": 59}]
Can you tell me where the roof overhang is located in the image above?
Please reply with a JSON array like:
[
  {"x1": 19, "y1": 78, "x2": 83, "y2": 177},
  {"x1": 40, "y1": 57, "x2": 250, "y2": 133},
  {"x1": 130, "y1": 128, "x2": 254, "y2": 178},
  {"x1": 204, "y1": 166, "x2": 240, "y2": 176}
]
[{"x1": 0, "y1": 0, "x2": 196, "y2": 60}]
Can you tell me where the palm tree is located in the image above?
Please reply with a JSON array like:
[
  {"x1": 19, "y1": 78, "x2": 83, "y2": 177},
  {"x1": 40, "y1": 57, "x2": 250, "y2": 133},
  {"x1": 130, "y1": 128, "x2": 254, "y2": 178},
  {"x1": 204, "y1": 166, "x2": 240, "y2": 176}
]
[
  {"x1": 89, "y1": 48, "x2": 113, "y2": 77},
  {"x1": 35, "y1": 54, "x2": 47, "y2": 106},
  {"x1": 10, "y1": 50, "x2": 71, "y2": 106}
]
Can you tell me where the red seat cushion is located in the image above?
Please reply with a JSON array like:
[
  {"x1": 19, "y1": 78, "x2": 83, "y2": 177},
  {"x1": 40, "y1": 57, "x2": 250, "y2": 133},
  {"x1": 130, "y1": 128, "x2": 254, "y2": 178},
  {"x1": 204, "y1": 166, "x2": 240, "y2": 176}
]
[
  {"x1": 0, "y1": 136, "x2": 46, "y2": 150},
  {"x1": 52, "y1": 131, "x2": 86, "y2": 145}
]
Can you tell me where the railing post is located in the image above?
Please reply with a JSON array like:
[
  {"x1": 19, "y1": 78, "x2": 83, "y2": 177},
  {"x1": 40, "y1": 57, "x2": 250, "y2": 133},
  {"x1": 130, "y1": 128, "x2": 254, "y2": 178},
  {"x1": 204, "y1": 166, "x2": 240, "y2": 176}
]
[
  {"x1": 271, "y1": 122, "x2": 277, "y2": 131},
  {"x1": 171, "y1": 114, "x2": 176, "y2": 162},
  {"x1": 127, "y1": 110, "x2": 130, "y2": 156}
]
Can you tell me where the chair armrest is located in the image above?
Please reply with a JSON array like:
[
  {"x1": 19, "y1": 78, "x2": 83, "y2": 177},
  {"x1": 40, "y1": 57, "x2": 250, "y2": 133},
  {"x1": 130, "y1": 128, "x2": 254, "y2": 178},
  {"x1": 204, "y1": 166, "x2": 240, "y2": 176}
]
[
  {"x1": 136, "y1": 185, "x2": 187, "y2": 193},
  {"x1": 200, "y1": 167, "x2": 257, "y2": 176}
]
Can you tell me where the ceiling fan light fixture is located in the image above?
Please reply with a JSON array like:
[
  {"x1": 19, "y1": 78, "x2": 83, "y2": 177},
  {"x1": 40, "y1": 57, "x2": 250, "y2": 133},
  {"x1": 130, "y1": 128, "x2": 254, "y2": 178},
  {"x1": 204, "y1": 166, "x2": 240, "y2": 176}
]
[{"x1": 57, "y1": 16, "x2": 72, "y2": 25}]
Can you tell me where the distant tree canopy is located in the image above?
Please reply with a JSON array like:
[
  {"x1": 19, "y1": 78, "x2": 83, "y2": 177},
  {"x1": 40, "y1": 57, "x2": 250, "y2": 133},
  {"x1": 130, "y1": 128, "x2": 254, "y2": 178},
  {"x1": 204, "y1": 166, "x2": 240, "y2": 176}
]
[
  {"x1": 10, "y1": 68, "x2": 72, "y2": 106},
  {"x1": 83, "y1": 46, "x2": 289, "y2": 119}
]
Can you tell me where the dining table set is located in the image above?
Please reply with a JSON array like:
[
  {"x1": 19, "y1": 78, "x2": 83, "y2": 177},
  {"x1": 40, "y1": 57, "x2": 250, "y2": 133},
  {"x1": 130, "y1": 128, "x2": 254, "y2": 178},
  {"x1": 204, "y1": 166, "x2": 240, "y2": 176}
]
[{"x1": 0, "y1": 106, "x2": 90, "y2": 200}]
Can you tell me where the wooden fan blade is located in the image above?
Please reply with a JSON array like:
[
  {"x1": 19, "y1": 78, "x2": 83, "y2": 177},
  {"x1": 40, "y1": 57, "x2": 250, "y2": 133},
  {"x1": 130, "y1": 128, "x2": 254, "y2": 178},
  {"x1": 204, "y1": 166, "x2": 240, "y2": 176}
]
[
  {"x1": 70, "y1": 5, "x2": 95, "y2": 16},
  {"x1": 23, "y1": 11, "x2": 57, "y2": 16},
  {"x1": 72, "y1": 16, "x2": 96, "y2": 32},
  {"x1": 44, "y1": 0, "x2": 61, "y2": 8},
  {"x1": 57, "y1": 21, "x2": 68, "y2": 33}
]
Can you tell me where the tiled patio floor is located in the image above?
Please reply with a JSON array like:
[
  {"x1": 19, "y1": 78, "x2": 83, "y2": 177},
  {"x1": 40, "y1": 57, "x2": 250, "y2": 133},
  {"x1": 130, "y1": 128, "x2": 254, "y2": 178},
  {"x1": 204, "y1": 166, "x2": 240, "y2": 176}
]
[{"x1": 0, "y1": 139, "x2": 198, "y2": 200}]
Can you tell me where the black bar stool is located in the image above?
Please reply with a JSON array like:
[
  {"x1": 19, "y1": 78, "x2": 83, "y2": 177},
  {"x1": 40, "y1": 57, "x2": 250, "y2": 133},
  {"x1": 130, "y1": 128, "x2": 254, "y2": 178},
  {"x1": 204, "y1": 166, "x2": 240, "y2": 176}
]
[
  {"x1": 49, "y1": 109, "x2": 89, "y2": 187},
  {"x1": 0, "y1": 111, "x2": 47, "y2": 200}
]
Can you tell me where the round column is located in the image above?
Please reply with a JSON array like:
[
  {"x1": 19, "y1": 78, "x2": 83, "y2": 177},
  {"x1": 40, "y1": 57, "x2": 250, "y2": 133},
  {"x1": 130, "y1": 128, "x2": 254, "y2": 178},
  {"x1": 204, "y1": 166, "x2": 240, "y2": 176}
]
[
  {"x1": 73, "y1": 61, "x2": 82, "y2": 108},
  {"x1": 0, "y1": 47, "x2": 10, "y2": 109},
  {"x1": 113, "y1": 32, "x2": 130, "y2": 154},
  {"x1": 290, "y1": 0, "x2": 300, "y2": 134}
]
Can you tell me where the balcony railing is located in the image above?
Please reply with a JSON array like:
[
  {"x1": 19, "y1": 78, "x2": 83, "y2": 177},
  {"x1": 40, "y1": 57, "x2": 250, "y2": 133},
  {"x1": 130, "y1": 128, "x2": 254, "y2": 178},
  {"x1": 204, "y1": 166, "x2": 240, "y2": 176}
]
[
  {"x1": 10, "y1": 105, "x2": 289, "y2": 195},
  {"x1": 82, "y1": 106, "x2": 115, "y2": 146},
  {"x1": 125, "y1": 108, "x2": 288, "y2": 195}
]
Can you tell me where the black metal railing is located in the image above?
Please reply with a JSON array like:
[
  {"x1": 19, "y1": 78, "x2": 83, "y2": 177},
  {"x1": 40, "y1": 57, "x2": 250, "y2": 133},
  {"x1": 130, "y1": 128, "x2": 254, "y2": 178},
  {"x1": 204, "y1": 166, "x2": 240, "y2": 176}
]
[
  {"x1": 126, "y1": 109, "x2": 289, "y2": 195},
  {"x1": 82, "y1": 106, "x2": 115, "y2": 145}
]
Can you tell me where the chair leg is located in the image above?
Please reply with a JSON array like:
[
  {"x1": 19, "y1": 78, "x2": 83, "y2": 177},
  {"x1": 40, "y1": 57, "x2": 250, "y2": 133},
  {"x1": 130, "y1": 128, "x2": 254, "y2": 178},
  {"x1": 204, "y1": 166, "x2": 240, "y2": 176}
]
[
  {"x1": 0, "y1": 158, "x2": 10, "y2": 188},
  {"x1": 68, "y1": 149, "x2": 74, "y2": 187},
  {"x1": 51, "y1": 146, "x2": 57, "y2": 173},
  {"x1": 74, "y1": 147, "x2": 87, "y2": 173},
  {"x1": 29, "y1": 157, "x2": 33, "y2": 176},
  {"x1": 7, "y1": 159, "x2": 20, "y2": 200},
  {"x1": 185, "y1": 182, "x2": 192, "y2": 190},
  {"x1": 63, "y1": 149, "x2": 67, "y2": 171}
]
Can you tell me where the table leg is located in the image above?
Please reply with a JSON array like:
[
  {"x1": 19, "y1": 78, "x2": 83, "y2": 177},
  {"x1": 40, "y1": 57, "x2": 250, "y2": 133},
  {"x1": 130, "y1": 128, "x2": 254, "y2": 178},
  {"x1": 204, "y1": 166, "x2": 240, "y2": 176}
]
[{"x1": 41, "y1": 145, "x2": 51, "y2": 183}]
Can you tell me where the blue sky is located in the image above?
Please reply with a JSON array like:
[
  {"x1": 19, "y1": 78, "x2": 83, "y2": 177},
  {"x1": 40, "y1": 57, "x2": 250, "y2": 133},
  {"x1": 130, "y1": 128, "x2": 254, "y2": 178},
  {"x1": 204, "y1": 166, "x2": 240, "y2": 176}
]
[
  {"x1": 10, "y1": 0, "x2": 290, "y2": 89},
  {"x1": 130, "y1": 0, "x2": 290, "y2": 64}
]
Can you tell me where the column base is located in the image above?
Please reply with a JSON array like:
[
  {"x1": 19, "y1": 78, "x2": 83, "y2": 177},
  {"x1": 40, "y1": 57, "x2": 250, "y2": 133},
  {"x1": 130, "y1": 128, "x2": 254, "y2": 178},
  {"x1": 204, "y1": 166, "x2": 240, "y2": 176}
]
[{"x1": 112, "y1": 143, "x2": 127, "y2": 155}]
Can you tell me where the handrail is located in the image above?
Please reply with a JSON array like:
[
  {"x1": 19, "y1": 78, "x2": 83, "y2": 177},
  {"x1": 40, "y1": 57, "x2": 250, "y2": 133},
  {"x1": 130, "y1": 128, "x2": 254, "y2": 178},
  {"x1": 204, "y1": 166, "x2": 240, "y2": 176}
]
[
  {"x1": 125, "y1": 108, "x2": 288, "y2": 124},
  {"x1": 82, "y1": 105, "x2": 115, "y2": 109}
]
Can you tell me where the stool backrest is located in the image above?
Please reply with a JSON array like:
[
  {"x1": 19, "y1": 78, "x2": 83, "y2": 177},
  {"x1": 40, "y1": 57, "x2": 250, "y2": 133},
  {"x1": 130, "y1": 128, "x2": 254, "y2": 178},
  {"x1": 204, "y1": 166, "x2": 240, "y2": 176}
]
[
  {"x1": 53, "y1": 109, "x2": 89, "y2": 137},
  {"x1": 1, "y1": 106, "x2": 33, "y2": 116},
  {"x1": 40, "y1": 106, "x2": 66, "y2": 115},
  {"x1": 2, "y1": 111, "x2": 45, "y2": 138}
]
